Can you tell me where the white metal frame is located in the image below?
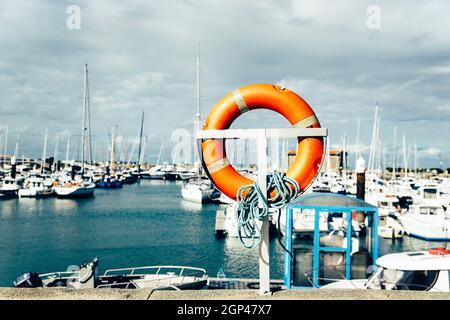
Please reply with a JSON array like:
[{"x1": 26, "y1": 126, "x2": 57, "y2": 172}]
[{"x1": 197, "y1": 127, "x2": 327, "y2": 295}]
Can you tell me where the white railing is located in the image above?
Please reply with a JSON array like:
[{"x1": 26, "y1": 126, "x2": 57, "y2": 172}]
[{"x1": 102, "y1": 265, "x2": 206, "y2": 277}]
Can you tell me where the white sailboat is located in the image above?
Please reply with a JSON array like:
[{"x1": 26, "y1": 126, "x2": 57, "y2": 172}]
[
  {"x1": 181, "y1": 40, "x2": 217, "y2": 204},
  {"x1": 54, "y1": 64, "x2": 95, "y2": 198}
]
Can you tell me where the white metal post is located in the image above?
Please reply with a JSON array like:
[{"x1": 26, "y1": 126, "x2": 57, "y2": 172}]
[
  {"x1": 197, "y1": 127, "x2": 327, "y2": 296},
  {"x1": 257, "y1": 129, "x2": 271, "y2": 295}
]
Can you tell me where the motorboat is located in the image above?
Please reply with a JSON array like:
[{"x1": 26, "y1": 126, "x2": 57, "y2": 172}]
[
  {"x1": 14, "y1": 258, "x2": 208, "y2": 291},
  {"x1": 398, "y1": 204, "x2": 450, "y2": 240},
  {"x1": 321, "y1": 248, "x2": 450, "y2": 292},
  {"x1": 18, "y1": 175, "x2": 54, "y2": 198},
  {"x1": 0, "y1": 175, "x2": 22, "y2": 199},
  {"x1": 181, "y1": 178, "x2": 219, "y2": 203},
  {"x1": 378, "y1": 213, "x2": 404, "y2": 239},
  {"x1": 95, "y1": 175, "x2": 123, "y2": 189}
]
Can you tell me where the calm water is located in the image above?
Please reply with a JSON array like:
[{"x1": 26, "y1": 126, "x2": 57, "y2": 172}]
[
  {"x1": 0, "y1": 180, "x2": 288, "y2": 286},
  {"x1": 0, "y1": 180, "x2": 447, "y2": 286}
]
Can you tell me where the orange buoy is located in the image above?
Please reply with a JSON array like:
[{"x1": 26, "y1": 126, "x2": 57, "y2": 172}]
[
  {"x1": 201, "y1": 84, "x2": 324, "y2": 200},
  {"x1": 428, "y1": 247, "x2": 450, "y2": 255}
]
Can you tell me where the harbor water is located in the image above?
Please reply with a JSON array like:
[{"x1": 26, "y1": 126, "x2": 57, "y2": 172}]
[{"x1": 0, "y1": 180, "x2": 447, "y2": 287}]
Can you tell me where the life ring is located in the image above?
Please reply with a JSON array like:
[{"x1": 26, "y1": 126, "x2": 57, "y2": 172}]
[
  {"x1": 201, "y1": 84, "x2": 324, "y2": 200},
  {"x1": 53, "y1": 181, "x2": 59, "y2": 187},
  {"x1": 428, "y1": 247, "x2": 450, "y2": 255}
]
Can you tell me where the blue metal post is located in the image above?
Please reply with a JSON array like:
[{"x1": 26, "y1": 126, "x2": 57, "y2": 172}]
[
  {"x1": 284, "y1": 207, "x2": 293, "y2": 288},
  {"x1": 345, "y1": 210, "x2": 352, "y2": 279},
  {"x1": 372, "y1": 208, "x2": 379, "y2": 271},
  {"x1": 313, "y1": 209, "x2": 320, "y2": 287}
]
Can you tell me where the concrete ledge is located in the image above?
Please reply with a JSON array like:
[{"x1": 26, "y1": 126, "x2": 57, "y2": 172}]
[{"x1": 1, "y1": 288, "x2": 450, "y2": 300}]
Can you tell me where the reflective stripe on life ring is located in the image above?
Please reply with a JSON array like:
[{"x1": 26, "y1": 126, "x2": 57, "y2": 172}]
[{"x1": 201, "y1": 83, "x2": 325, "y2": 200}]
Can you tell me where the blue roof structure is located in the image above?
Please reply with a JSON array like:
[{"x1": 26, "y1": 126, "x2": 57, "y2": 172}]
[
  {"x1": 286, "y1": 192, "x2": 377, "y2": 211},
  {"x1": 283, "y1": 192, "x2": 379, "y2": 289}
]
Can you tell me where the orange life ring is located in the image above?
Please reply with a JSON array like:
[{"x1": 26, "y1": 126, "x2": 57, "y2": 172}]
[
  {"x1": 428, "y1": 247, "x2": 450, "y2": 255},
  {"x1": 201, "y1": 84, "x2": 324, "y2": 200}
]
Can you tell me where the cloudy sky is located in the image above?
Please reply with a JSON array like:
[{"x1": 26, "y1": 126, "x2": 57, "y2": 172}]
[{"x1": 0, "y1": 0, "x2": 449, "y2": 168}]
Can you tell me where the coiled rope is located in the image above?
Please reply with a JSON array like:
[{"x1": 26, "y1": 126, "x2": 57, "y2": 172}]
[{"x1": 236, "y1": 172, "x2": 301, "y2": 249}]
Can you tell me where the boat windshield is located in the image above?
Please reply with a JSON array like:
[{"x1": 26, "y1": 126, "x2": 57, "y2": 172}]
[{"x1": 366, "y1": 268, "x2": 439, "y2": 291}]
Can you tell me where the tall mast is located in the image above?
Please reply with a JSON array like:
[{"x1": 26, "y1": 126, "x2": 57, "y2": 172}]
[
  {"x1": 196, "y1": 40, "x2": 201, "y2": 131},
  {"x1": 81, "y1": 63, "x2": 88, "y2": 175},
  {"x1": 85, "y1": 64, "x2": 93, "y2": 164},
  {"x1": 196, "y1": 40, "x2": 202, "y2": 180},
  {"x1": 140, "y1": 135, "x2": 147, "y2": 165},
  {"x1": 402, "y1": 131, "x2": 407, "y2": 178},
  {"x1": 156, "y1": 138, "x2": 164, "y2": 166},
  {"x1": 368, "y1": 103, "x2": 378, "y2": 173},
  {"x1": 414, "y1": 141, "x2": 418, "y2": 176},
  {"x1": 3, "y1": 127, "x2": 7, "y2": 168},
  {"x1": 14, "y1": 133, "x2": 20, "y2": 158},
  {"x1": 392, "y1": 125, "x2": 397, "y2": 181},
  {"x1": 53, "y1": 136, "x2": 59, "y2": 172},
  {"x1": 355, "y1": 118, "x2": 360, "y2": 165},
  {"x1": 137, "y1": 111, "x2": 145, "y2": 171},
  {"x1": 41, "y1": 128, "x2": 48, "y2": 174},
  {"x1": 66, "y1": 134, "x2": 71, "y2": 162}
]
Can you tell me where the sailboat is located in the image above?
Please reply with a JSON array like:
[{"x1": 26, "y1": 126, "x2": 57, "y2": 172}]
[
  {"x1": 181, "y1": 40, "x2": 218, "y2": 203},
  {"x1": 54, "y1": 64, "x2": 95, "y2": 198}
]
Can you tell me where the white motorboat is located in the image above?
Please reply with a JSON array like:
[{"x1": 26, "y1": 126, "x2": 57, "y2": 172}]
[
  {"x1": 14, "y1": 258, "x2": 208, "y2": 291},
  {"x1": 181, "y1": 178, "x2": 218, "y2": 203},
  {"x1": 0, "y1": 176, "x2": 21, "y2": 199},
  {"x1": 398, "y1": 204, "x2": 450, "y2": 240},
  {"x1": 18, "y1": 175, "x2": 54, "y2": 198},
  {"x1": 321, "y1": 248, "x2": 450, "y2": 292},
  {"x1": 378, "y1": 213, "x2": 404, "y2": 239}
]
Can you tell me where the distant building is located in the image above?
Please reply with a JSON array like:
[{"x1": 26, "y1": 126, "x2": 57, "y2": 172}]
[{"x1": 287, "y1": 149, "x2": 347, "y2": 174}]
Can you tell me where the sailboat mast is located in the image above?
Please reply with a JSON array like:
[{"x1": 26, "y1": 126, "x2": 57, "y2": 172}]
[
  {"x1": 53, "y1": 136, "x2": 59, "y2": 172},
  {"x1": 196, "y1": 40, "x2": 202, "y2": 181},
  {"x1": 14, "y1": 133, "x2": 20, "y2": 158},
  {"x1": 392, "y1": 125, "x2": 397, "y2": 181},
  {"x1": 3, "y1": 127, "x2": 7, "y2": 168},
  {"x1": 41, "y1": 128, "x2": 48, "y2": 174},
  {"x1": 137, "y1": 111, "x2": 145, "y2": 171},
  {"x1": 403, "y1": 131, "x2": 407, "y2": 178},
  {"x1": 65, "y1": 134, "x2": 71, "y2": 162},
  {"x1": 368, "y1": 103, "x2": 379, "y2": 174},
  {"x1": 81, "y1": 64, "x2": 88, "y2": 175},
  {"x1": 196, "y1": 40, "x2": 201, "y2": 131},
  {"x1": 355, "y1": 118, "x2": 360, "y2": 164},
  {"x1": 85, "y1": 64, "x2": 93, "y2": 164}
]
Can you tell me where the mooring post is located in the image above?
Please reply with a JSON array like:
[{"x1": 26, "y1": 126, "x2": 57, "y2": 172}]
[{"x1": 257, "y1": 129, "x2": 271, "y2": 295}]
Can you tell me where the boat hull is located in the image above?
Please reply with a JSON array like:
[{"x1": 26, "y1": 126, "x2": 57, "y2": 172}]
[{"x1": 54, "y1": 186, "x2": 95, "y2": 198}]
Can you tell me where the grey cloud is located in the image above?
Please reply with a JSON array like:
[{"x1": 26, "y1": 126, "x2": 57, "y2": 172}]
[{"x1": 0, "y1": 0, "x2": 448, "y2": 167}]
